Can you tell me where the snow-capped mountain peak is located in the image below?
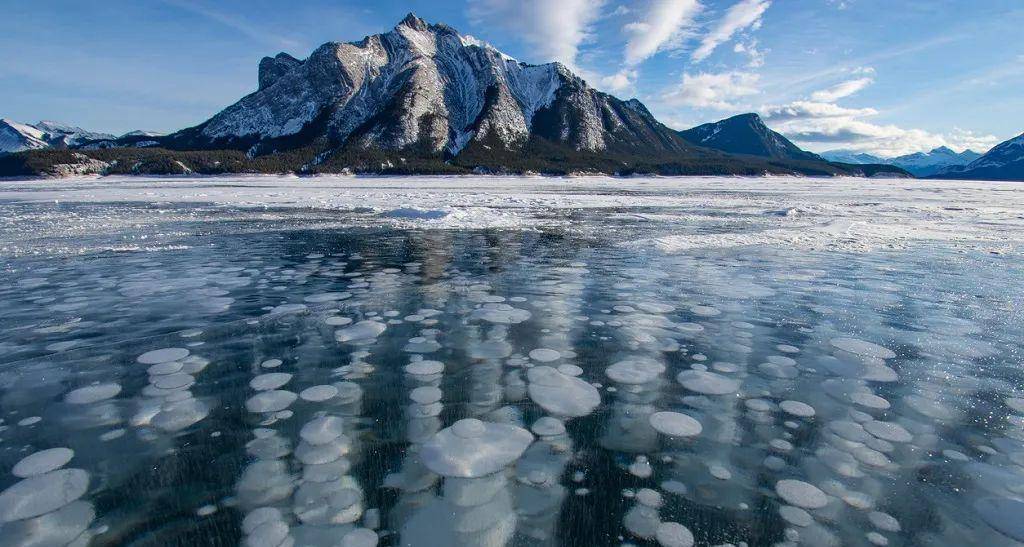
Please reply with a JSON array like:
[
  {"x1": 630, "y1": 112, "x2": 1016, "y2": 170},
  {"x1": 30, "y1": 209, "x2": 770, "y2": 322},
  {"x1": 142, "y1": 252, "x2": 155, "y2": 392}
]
[
  {"x1": 164, "y1": 13, "x2": 691, "y2": 159},
  {"x1": 1, "y1": 119, "x2": 50, "y2": 154}
]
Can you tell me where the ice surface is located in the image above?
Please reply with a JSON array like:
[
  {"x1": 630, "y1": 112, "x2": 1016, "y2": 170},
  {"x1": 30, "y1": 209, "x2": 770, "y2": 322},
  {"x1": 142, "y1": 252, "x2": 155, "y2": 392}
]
[{"x1": 0, "y1": 175, "x2": 1022, "y2": 546}]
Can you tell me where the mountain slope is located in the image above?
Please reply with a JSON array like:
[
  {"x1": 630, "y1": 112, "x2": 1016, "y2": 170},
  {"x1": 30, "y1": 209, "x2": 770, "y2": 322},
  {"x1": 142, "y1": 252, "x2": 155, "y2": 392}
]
[
  {"x1": 934, "y1": 133, "x2": 1024, "y2": 181},
  {"x1": 0, "y1": 119, "x2": 49, "y2": 154},
  {"x1": 163, "y1": 13, "x2": 695, "y2": 161},
  {"x1": 677, "y1": 114, "x2": 822, "y2": 162}
]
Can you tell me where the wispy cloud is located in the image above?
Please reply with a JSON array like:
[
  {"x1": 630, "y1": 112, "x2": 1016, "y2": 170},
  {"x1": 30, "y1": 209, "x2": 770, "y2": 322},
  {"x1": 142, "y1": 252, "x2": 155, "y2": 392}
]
[
  {"x1": 662, "y1": 71, "x2": 760, "y2": 110},
  {"x1": 692, "y1": 0, "x2": 771, "y2": 62},
  {"x1": 810, "y1": 77, "x2": 874, "y2": 102},
  {"x1": 622, "y1": 0, "x2": 703, "y2": 66},
  {"x1": 467, "y1": 0, "x2": 606, "y2": 70},
  {"x1": 159, "y1": 0, "x2": 302, "y2": 50}
]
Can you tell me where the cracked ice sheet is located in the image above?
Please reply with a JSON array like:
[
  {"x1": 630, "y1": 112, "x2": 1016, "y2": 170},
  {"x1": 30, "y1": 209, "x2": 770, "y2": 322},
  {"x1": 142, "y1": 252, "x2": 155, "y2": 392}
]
[{"x1": 0, "y1": 175, "x2": 1022, "y2": 254}]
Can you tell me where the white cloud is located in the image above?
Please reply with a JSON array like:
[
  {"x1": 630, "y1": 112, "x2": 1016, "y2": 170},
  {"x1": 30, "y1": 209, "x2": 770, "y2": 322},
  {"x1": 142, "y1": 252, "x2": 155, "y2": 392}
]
[
  {"x1": 760, "y1": 74, "x2": 999, "y2": 157},
  {"x1": 809, "y1": 77, "x2": 874, "y2": 102},
  {"x1": 622, "y1": 0, "x2": 703, "y2": 66},
  {"x1": 467, "y1": 0, "x2": 606, "y2": 70},
  {"x1": 601, "y1": 69, "x2": 638, "y2": 92},
  {"x1": 662, "y1": 71, "x2": 760, "y2": 110},
  {"x1": 733, "y1": 40, "x2": 764, "y2": 68},
  {"x1": 763, "y1": 101, "x2": 878, "y2": 121},
  {"x1": 692, "y1": 0, "x2": 771, "y2": 62}
]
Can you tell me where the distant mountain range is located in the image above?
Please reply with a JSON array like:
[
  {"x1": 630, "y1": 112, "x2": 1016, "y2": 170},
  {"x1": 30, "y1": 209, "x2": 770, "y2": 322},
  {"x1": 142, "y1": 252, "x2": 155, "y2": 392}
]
[
  {"x1": 821, "y1": 147, "x2": 983, "y2": 177},
  {"x1": 0, "y1": 118, "x2": 161, "y2": 155},
  {"x1": 6, "y1": 13, "x2": 1015, "y2": 180},
  {"x1": 933, "y1": 133, "x2": 1024, "y2": 181}
]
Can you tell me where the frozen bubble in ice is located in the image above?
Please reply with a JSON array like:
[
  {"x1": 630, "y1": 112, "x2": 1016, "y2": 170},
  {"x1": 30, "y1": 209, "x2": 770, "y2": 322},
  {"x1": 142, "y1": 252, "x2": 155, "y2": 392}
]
[
  {"x1": 300, "y1": 384, "x2": 339, "y2": 402},
  {"x1": 531, "y1": 417, "x2": 566, "y2": 437},
  {"x1": 780, "y1": 400, "x2": 815, "y2": 418},
  {"x1": 777, "y1": 344, "x2": 800, "y2": 354},
  {"x1": 470, "y1": 304, "x2": 531, "y2": 324},
  {"x1": 245, "y1": 390, "x2": 297, "y2": 413},
  {"x1": 304, "y1": 292, "x2": 351, "y2": 303},
  {"x1": 830, "y1": 338, "x2": 896, "y2": 360},
  {"x1": 1007, "y1": 398, "x2": 1024, "y2": 413},
  {"x1": 676, "y1": 370, "x2": 740, "y2": 395},
  {"x1": 624, "y1": 504, "x2": 660, "y2": 538},
  {"x1": 325, "y1": 316, "x2": 354, "y2": 326},
  {"x1": 300, "y1": 416, "x2": 347, "y2": 445},
  {"x1": 649, "y1": 412, "x2": 702, "y2": 438},
  {"x1": 469, "y1": 339, "x2": 514, "y2": 359},
  {"x1": 709, "y1": 464, "x2": 732, "y2": 480},
  {"x1": 420, "y1": 418, "x2": 533, "y2": 478},
  {"x1": 779, "y1": 505, "x2": 813, "y2": 527},
  {"x1": 405, "y1": 360, "x2": 444, "y2": 376},
  {"x1": 637, "y1": 488, "x2": 663, "y2": 508},
  {"x1": 629, "y1": 456, "x2": 653, "y2": 478},
  {"x1": 831, "y1": 420, "x2": 873, "y2": 443},
  {"x1": 153, "y1": 398, "x2": 211, "y2": 432},
  {"x1": 152, "y1": 373, "x2": 195, "y2": 390},
  {"x1": 247, "y1": 520, "x2": 290, "y2": 546},
  {"x1": 242, "y1": 507, "x2": 283, "y2": 534},
  {"x1": 864, "y1": 421, "x2": 913, "y2": 443},
  {"x1": 745, "y1": 398, "x2": 773, "y2": 412},
  {"x1": 65, "y1": 383, "x2": 121, "y2": 404},
  {"x1": 12, "y1": 447, "x2": 74, "y2": 478},
  {"x1": 529, "y1": 349, "x2": 561, "y2": 362},
  {"x1": 147, "y1": 361, "x2": 184, "y2": 376},
  {"x1": 260, "y1": 359, "x2": 283, "y2": 369},
  {"x1": 558, "y1": 364, "x2": 584, "y2": 376},
  {"x1": 654, "y1": 522, "x2": 693, "y2": 547},
  {"x1": 868, "y1": 511, "x2": 901, "y2": 532},
  {"x1": 335, "y1": 321, "x2": 387, "y2": 343},
  {"x1": 250, "y1": 373, "x2": 293, "y2": 391},
  {"x1": 0, "y1": 468, "x2": 90, "y2": 521},
  {"x1": 268, "y1": 303, "x2": 308, "y2": 315},
  {"x1": 606, "y1": 358, "x2": 666, "y2": 385},
  {"x1": 527, "y1": 366, "x2": 601, "y2": 418},
  {"x1": 246, "y1": 436, "x2": 291, "y2": 460},
  {"x1": 852, "y1": 393, "x2": 891, "y2": 410},
  {"x1": 303, "y1": 457, "x2": 352, "y2": 483},
  {"x1": 410, "y1": 386, "x2": 443, "y2": 405},
  {"x1": 867, "y1": 532, "x2": 888, "y2": 546},
  {"x1": 690, "y1": 306, "x2": 720, "y2": 317},
  {"x1": 0, "y1": 499, "x2": 94, "y2": 547},
  {"x1": 341, "y1": 528, "x2": 379, "y2": 547},
  {"x1": 296, "y1": 437, "x2": 350, "y2": 465},
  {"x1": 137, "y1": 347, "x2": 190, "y2": 365},
  {"x1": 775, "y1": 479, "x2": 828, "y2": 509},
  {"x1": 18, "y1": 417, "x2": 41, "y2": 426}
]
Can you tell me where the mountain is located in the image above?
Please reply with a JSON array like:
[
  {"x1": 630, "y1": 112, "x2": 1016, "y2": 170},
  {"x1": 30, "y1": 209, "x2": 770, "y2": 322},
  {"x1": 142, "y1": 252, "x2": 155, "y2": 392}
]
[
  {"x1": 1, "y1": 119, "x2": 114, "y2": 154},
  {"x1": 933, "y1": 133, "x2": 1024, "y2": 181},
  {"x1": 677, "y1": 113, "x2": 823, "y2": 162},
  {"x1": 2, "y1": 14, "x2": 911, "y2": 178},
  {"x1": 888, "y1": 146, "x2": 981, "y2": 177},
  {"x1": 0, "y1": 119, "x2": 50, "y2": 154},
  {"x1": 32, "y1": 121, "x2": 115, "y2": 148},
  {"x1": 162, "y1": 13, "x2": 695, "y2": 162},
  {"x1": 821, "y1": 149, "x2": 885, "y2": 165}
]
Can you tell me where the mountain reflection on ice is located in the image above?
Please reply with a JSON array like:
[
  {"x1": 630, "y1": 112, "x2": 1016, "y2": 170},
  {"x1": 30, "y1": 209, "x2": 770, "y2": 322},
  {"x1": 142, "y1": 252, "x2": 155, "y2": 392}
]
[{"x1": 1, "y1": 203, "x2": 1023, "y2": 547}]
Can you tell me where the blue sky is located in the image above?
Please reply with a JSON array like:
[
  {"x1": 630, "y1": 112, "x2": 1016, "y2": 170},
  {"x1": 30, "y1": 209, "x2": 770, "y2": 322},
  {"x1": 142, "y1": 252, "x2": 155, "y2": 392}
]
[{"x1": 2, "y1": 0, "x2": 1022, "y2": 156}]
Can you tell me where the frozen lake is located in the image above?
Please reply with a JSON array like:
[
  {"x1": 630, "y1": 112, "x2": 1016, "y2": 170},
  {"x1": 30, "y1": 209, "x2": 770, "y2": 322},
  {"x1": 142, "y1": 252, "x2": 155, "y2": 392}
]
[{"x1": 0, "y1": 176, "x2": 1023, "y2": 546}]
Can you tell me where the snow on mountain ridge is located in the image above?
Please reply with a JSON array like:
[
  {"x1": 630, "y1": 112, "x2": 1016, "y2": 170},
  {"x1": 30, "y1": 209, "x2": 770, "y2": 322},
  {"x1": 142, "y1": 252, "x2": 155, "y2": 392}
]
[{"x1": 173, "y1": 12, "x2": 685, "y2": 159}]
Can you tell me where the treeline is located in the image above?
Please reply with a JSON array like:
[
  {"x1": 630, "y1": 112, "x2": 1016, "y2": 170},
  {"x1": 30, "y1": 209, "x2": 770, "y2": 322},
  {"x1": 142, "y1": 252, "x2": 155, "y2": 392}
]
[{"x1": 0, "y1": 140, "x2": 911, "y2": 178}]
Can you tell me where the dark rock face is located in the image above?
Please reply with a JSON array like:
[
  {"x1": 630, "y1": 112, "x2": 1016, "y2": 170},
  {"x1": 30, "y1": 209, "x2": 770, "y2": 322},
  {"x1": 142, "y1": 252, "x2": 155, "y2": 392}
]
[
  {"x1": 677, "y1": 114, "x2": 822, "y2": 162},
  {"x1": 258, "y1": 53, "x2": 303, "y2": 91}
]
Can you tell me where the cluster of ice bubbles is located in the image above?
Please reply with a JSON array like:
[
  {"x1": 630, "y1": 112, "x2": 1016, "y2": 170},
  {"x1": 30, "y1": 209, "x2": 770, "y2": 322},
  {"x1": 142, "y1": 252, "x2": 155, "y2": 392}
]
[{"x1": 5, "y1": 244, "x2": 1024, "y2": 547}]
